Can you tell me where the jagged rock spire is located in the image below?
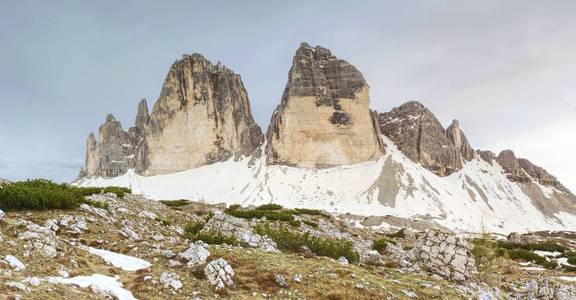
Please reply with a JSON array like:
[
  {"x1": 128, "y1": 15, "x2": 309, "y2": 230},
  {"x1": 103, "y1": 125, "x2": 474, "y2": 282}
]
[
  {"x1": 378, "y1": 101, "x2": 473, "y2": 176},
  {"x1": 265, "y1": 42, "x2": 384, "y2": 168}
]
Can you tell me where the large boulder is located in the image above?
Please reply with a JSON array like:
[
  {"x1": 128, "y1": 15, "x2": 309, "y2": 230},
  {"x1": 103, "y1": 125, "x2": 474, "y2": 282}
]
[
  {"x1": 409, "y1": 230, "x2": 476, "y2": 282},
  {"x1": 378, "y1": 101, "x2": 473, "y2": 176},
  {"x1": 266, "y1": 42, "x2": 384, "y2": 169},
  {"x1": 204, "y1": 258, "x2": 235, "y2": 291}
]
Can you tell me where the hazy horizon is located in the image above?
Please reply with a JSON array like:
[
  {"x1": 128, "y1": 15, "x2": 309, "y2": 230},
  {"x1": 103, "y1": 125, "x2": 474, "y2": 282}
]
[{"x1": 1, "y1": 1, "x2": 575, "y2": 192}]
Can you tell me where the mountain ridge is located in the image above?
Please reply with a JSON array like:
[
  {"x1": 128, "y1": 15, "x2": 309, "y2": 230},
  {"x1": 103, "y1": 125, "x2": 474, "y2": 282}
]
[{"x1": 76, "y1": 43, "x2": 576, "y2": 233}]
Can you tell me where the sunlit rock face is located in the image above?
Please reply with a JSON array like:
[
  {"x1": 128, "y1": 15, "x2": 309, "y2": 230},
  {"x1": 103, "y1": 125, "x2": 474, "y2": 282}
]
[
  {"x1": 265, "y1": 42, "x2": 384, "y2": 168},
  {"x1": 141, "y1": 54, "x2": 263, "y2": 176},
  {"x1": 80, "y1": 54, "x2": 262, "y2": 178},
  {"x1": 377, "y1": 101, "x2": 473, "y2": 176}
]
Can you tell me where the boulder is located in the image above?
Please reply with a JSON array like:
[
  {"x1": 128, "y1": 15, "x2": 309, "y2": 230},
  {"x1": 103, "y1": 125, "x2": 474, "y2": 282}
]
[
  {"x1": 409, "y1": 230, "x2": 476, "y2": 282},
  {"x1": 204, "y1": 258, "x2": 235, "y2": 291},
  {"x1": 178, "y1": 241, "x2": 210, "y2": 267},
  {"x1": 266, "y1": 42, "x2": 384, "y2": 169}
]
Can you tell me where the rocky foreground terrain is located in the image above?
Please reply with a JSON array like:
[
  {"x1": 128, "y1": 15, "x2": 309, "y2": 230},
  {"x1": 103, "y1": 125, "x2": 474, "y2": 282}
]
[{"x1": 1, "y1": 191, "x2": 576, "y2": 299}]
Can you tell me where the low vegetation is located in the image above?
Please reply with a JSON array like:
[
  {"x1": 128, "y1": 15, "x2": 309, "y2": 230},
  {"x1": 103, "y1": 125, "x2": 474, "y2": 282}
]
[
  {"x1": 255, "y1": 223, "x2": 359, "y2": 263},
  {"x1": 225, "y1": 206, "x2": 295, "y2": 222},
  {"x1": 372, "y1": 238, "x2": 396, "y2": 253},
  {"x1": 473, "y1": 237, "x2": 569, "y2": 271},
  {"x1": 160, "y1": 199, "x2": 192, "y2": 207},
  {"x1": 386, "y1": 228, "x2": 407, "y2": 239},
  {"x1": 190, "y1": 230, "x2": 238, "y2": 245},
  {"x1": 0, "y1": 179, "x2": 130, "y2": 211}
]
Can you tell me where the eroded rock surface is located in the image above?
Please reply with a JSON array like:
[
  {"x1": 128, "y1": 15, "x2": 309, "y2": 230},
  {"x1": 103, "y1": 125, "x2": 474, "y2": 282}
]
[
  {"x1": 266, "y1": 42, "x2": 384, "y2": 168},
  {"x1": 378, "y1": 101, "x2": 473, "y2": 176},
  {"x1": 142, "y1": 54, "x2": 263, "y2": 175},
  {"x1": 80, "y1": 54, "x2": 263, "y2": 178}
]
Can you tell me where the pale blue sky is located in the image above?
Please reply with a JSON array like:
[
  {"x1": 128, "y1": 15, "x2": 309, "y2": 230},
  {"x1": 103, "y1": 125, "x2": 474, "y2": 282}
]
[{"x1": 1, "y1": 1, "x2": 575, "y2": 191}]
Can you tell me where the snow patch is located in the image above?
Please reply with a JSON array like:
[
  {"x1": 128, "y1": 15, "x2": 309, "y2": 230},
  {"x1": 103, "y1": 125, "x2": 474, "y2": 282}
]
[
  {"x1": 48, "y1": 274, "x2": 136, "y2": 300},
  {"x1": 88, "y1": 247, "x2": 151, "y2": 271}
]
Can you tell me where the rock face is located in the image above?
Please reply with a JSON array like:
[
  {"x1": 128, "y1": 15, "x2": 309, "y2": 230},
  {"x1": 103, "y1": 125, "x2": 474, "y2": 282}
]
[
  {"x1": 265, "y1": 43, "x2": 384, "y2": 168},
  {"x1": 141, "y1": 54, "x2": 263, "y2": 175},
  {"x1": 378, "y1": 101, "x2": 473, "y2": 176},
  {"x1": 81, "y1": 54, "x2": 263, "y2": 178},
  {"x1": 481, "y1": 149, "x2": 568, "y2": 191},
  {"x1": 82, "y1": 114, "x2": 137, "y2": 178}
]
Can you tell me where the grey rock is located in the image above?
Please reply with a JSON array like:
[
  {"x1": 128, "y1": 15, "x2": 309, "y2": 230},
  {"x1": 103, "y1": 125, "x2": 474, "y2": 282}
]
[
  {"x1": 266, "y1": 42, "x2": 384, "y2": 169},
  {"x1": 160, "y1": 272, "x2": 182, "y2": 291},
  {"x1": 378, "y1": 101, "x2": 473, "y2": 176},
  {"x1": 409, "y1": 230, "x2": 476, "y2": 282},
  {"x1": 204, "y1": 258, "x2": 235, "y2": 291},
  {"x1": 338, "y1": 256, "x2": 349, "y2": 265},
  {"x1": 178, "y1": 241, "x2": 210, "y2": 267},
  {"x1": 275, "y1": 274, "x2": 289, "y2": 288},
  {"x1": 0, "y1": 209, "x2": 5, "y2": 220}
]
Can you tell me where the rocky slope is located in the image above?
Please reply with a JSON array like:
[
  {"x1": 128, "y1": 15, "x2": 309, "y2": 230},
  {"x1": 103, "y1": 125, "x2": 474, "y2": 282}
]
[
  {"x1": 1, "y1": 192, "x2": 576, "y2": 299},
  {"x1": 265, "y1": 43, "x2": 384, "y2": 168}
]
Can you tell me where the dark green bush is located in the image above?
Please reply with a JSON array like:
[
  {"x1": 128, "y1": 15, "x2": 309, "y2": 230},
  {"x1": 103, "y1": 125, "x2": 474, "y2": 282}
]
[
  {"x1": 289, "y1": 220, "x2": 301, "y2": 227},
  {"x1": 295, "y1": 208, "x2": 329, "y2": 217},
  {"x1": 155, "y1": 217, "x2": 171, "y2": 227},
  {"x1": 225, "y1": 208, "x2": 295, "y2": 222},
  {"x1": 190, "y1": 230, "x2": 238, "y2": 245},
  {"x1": 185, "y1": 221, "x2": 206, "y2": 236},
  {"x1": 204, "y1": 211, "x2": 215, "y2": 222},
  {"x1": 386, "y1": 228, "x2": 406, "y2": 239},
  {"x1": 507, "y1": 249, "x2": 547, "y2": 265},
  {"x1": 372, "y1": 238, "x2": 390, "y2": 253},
  {"x1": 80, "y1": 198, "x2": 109, "y2": 210},
  {"x1": 256, "y1": 203, "x2": 283, "y2": 210},
  {"x1": 302, "y1": 220, "x2": 318, "y2": 228},
  {"x1": 101, "y1": 186, "x2": 131, "y2": 197},
  {"x1": 227, "y1": 204, "x2": 241, "y2": 211},
  {"x1": 255, "y1": 224, "x2": 359, "y2": 263},
  {"x1": 160, "y1": 199, "x2": 192, "y2": 207},
  {"x1": 497, "y1": 240, "x2": 567, "y2": 253},
  {"x1": 71, "y1": 186, "x2": 131, "y2": 198},
  {"x1": 0, "y1": 179, "x2": 82, "y2": 210}
]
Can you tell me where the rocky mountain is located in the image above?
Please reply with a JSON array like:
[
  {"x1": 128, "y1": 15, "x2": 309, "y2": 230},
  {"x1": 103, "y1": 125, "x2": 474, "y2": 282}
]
[
  {"x1": 77, "y1": 42, "x2": 576, "y2": 234},
  {"x1": 81, "y1": 54, "x2": 263, "y2": 177},
  {"x1": 265, "y1": 43, "x2": 384, "y2": 168},
  {"x1": 142, "y1": 54, "x2": 263, "y2": 176},
  {"x1": 377, "y1": 101, "x2": 473, "y2": 176}
]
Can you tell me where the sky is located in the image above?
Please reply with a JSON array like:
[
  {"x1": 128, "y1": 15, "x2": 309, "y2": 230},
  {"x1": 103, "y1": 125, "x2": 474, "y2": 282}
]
[{"x1": 0, "y1": 1, "x2": 575, "y2": 192}]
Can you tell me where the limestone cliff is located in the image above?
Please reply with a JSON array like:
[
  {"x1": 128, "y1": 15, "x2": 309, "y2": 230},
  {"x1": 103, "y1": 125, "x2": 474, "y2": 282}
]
[
  {"x1": 141, "y1": 54, "x2": 263, "y2": 175},
  {"x1": 377, "y1": 101, "x2": 473, "y2": 176},
  {"x1": 265, "y1": 43, "x2": 384, "y2": 168},
  {"x1": 82, "y1": 114, "x2": 136, "y2": 178}
]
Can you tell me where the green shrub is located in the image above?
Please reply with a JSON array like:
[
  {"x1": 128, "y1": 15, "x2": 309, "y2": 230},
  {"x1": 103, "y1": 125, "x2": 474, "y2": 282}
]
[
  {"x1": 295, "y1": 208, "x2": 329, "y2": 217},
  {"x1": 507, "y1": 249, "x2": 547, "y2": 265},
  {"x1": 204, "y1": 211, "x2": 215, "y2": 222},
  {"x1": 255, "y1": 224, "x2": 359, "y2": 263},
  {"x1": 227, "y1": 204, "x2": 241, "y2": 211},
  {"x1": 302, "y1": 220, "x2": 318, "y2": 228},
  {"x1": 565, "y1": 252, "x2": 576, "y2": 265},
  {"x1": 185, "y1": 221, "x2": 206, "y2": 236},
  {"x1": 160, "y1": 199, "x2": 192, "y2": 207},
  {"x1": 386, "y1": 228, "x2": 406, "y2": 239},
  {"x1": 256, "y1": 203, "x2": 283, "y2": 210},
  {"x1": 563, "y1": 265, "x2": 576, "y2": 272},
  {"x1": 372, "y1": 238, "x2": 390, "y2": 253},
  {"x1": 289, "y1": 220, "x2": 301, "y2": 227},
  {"x1": 80, "y1": 198, "x2": 109, "y2": 210},
  {"x1": 190, "y1": 230, "x2": 238, "y2": 245},
  {"x1": 498, "y1": 240, "x2": 567, "y2": 253},
  {"x1": 0, "y1": 179, "x2": 82, "y2": 210},
  {"x1": 156, "y1": 217, "x2": 171, "y2": 227},
  {"x1": 541, "y1": 261, "x2": 558, "y2": 270},
  {"x1": 225, "y1": 208, "x2": 295, "y2": 222},
  {"x1": 101, "y1": 186, "x2": 131, "y2": 197}
]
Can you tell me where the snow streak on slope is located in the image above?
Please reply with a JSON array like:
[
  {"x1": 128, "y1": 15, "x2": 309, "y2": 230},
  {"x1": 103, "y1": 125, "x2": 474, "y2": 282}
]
[{"x1": 75, "y1": 138, "x2": 576, "y2": 234}]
